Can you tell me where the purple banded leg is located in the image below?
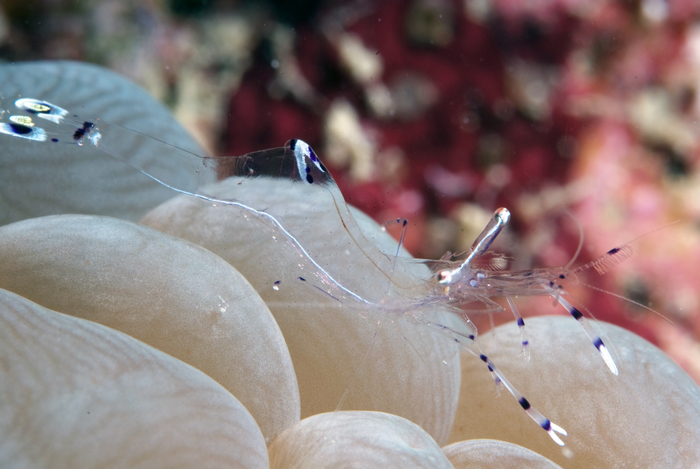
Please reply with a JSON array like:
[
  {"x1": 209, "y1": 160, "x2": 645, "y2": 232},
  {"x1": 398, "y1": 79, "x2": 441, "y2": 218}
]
[
  {"x1": 556, "y1": 296, "x2": 619, "y2": 375},
  {"x1": 506, "y1": 295, "x2": 530, "y2": 361},
  {"x1": 478, "y1": 354, "x2": 567, "y2": 446},
  {"x1": 422, "y1": 316, "x2": 566, "y2": 445},
  {"x1": 429, "y1": 313, "x2": 503, "y2": 388},
  {"x1": 460, "y1": 312, "x2": 503, "y2": 388}
]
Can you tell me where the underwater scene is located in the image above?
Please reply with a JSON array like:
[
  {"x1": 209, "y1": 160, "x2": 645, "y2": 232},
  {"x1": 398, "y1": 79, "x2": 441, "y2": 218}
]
[{"x1": 1, "y1": 1, "x2": 700, "y2": 468}]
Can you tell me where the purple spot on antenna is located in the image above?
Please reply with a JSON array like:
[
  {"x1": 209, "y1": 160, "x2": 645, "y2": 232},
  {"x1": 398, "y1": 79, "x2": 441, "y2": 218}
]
[
  {"x1": 517, "y1": 317, "x2": 525, "y2": 327},
  {"x1": 519, "y1": 397, "x2": 531, "y2": 410}
]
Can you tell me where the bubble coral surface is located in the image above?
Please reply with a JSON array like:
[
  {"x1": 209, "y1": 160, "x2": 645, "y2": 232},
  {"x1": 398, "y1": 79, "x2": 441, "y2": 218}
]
[
  {"x1": 450, "y1": 316, "x2": 700, "y2": 468},
  {"x1": 268, "y1": 411, "x2": 453, "y2": 469},
  {"x1": 442, "y1": 439, "x2": 563, "y2": 469},
  {"x1": 0, "y1": 215, "x2": 299, "y2": 444},
  {"x1": 0, "y1": 288, "x2": 269, "y2": 469}
]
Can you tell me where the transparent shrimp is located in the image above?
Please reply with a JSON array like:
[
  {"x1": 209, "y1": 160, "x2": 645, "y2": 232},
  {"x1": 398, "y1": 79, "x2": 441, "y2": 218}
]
[
  {"x1": 432, "y1": 207, "x2": 622, "y2": 375},
  {"x1": 1, "y1": 97, "x2": 649, "y2": 447}
]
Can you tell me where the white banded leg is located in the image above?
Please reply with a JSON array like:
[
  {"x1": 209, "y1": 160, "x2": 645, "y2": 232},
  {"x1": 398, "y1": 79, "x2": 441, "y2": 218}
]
[{"x1": 556, "y1": 296, "x2": 618, "y2": 375}]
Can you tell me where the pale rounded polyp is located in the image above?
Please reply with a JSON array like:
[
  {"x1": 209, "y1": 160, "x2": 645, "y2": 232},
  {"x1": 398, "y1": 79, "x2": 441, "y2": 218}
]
[
  {"x1": 0, "y1": 288, "x2": 268, "y2": 468},
  {"x1": 0, "y1": 214, "x2": 298, "y2": 444}
]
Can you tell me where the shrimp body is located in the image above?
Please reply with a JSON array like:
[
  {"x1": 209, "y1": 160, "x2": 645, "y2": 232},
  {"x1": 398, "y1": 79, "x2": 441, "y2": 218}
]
[
  {"x1": 443, "y1": 265, "x2": 567, "y2": 302},
  {"x1": 431, "y1": 208, "x2": 619, "y2": 376},
  {"x1": 0, "y1": 97, "x2": 634, "y2": 447}
]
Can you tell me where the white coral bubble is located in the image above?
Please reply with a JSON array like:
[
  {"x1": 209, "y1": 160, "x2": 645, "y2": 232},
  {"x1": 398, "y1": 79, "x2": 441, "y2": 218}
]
[
  {"x1": 0, "y1": 288, "x2": 268, "y2": 468},
  {"x1": 442, "y1": 439, "x2": 562, "y2": 468},
  {"x1": 0, "y1": 214, "x2": 299, "y2": 444},
  {"x1": 268, "y1": 411, "x2": 454, "y2": 469}
]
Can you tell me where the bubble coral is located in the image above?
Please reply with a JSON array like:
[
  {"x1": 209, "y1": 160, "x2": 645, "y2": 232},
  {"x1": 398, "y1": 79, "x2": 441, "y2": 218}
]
[
  {"x1": 1, "y1": 61, "x2": 700, "y2": 468},
  {"x1": 268, "y1": 411, "x2": 453, "y2": 469},
  {"x1": 0, "y1": 215, "x2": 299, "y2": 444},
  {"x1": 0, "y1": 288, "x2": 269, "y2": 468}
]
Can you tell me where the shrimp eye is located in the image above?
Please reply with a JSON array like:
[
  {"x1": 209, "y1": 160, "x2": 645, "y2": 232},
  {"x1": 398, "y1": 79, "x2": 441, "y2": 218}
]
[{"x1": 437, "y1": 270, "x2": 452, "y2": 284}]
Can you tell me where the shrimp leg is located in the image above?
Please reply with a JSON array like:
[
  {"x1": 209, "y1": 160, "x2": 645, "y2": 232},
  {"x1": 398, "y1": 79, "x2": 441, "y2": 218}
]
[
  {"x1": 422, "y1": 316, "x2": 567, "y2": 446},
  {"x1": 506, "y1": 295, "x2": 531, "y2": 361},
  {"x1": 479, "y1": 352, "x2": 567, "y2": 446},
  {"x1": 555, "y1": 296, "x2": 618, "y2": 375}
]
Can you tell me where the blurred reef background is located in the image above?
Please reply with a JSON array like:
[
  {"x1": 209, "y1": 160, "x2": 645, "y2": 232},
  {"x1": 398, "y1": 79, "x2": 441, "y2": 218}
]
[{"x1": 2, "y1": 0, "x2": 700, "y2": 383}]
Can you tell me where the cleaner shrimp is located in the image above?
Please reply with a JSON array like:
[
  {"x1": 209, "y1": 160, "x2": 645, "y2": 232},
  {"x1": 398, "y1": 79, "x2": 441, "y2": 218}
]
[{"x1": 1, "y1": 97, "x2": 643, "y2": 447}]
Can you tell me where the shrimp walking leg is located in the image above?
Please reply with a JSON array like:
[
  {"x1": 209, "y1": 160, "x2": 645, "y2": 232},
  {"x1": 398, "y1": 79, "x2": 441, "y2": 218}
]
[
  {"x1": 556, "y1": 296, "x2": 619, "y2": 375},
  {"x1": 423, "y1": 318, "x2": 567, "y2": 446},
  {"x1": 506, "y1": 295, "x2": 531, "y2": 361}
]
